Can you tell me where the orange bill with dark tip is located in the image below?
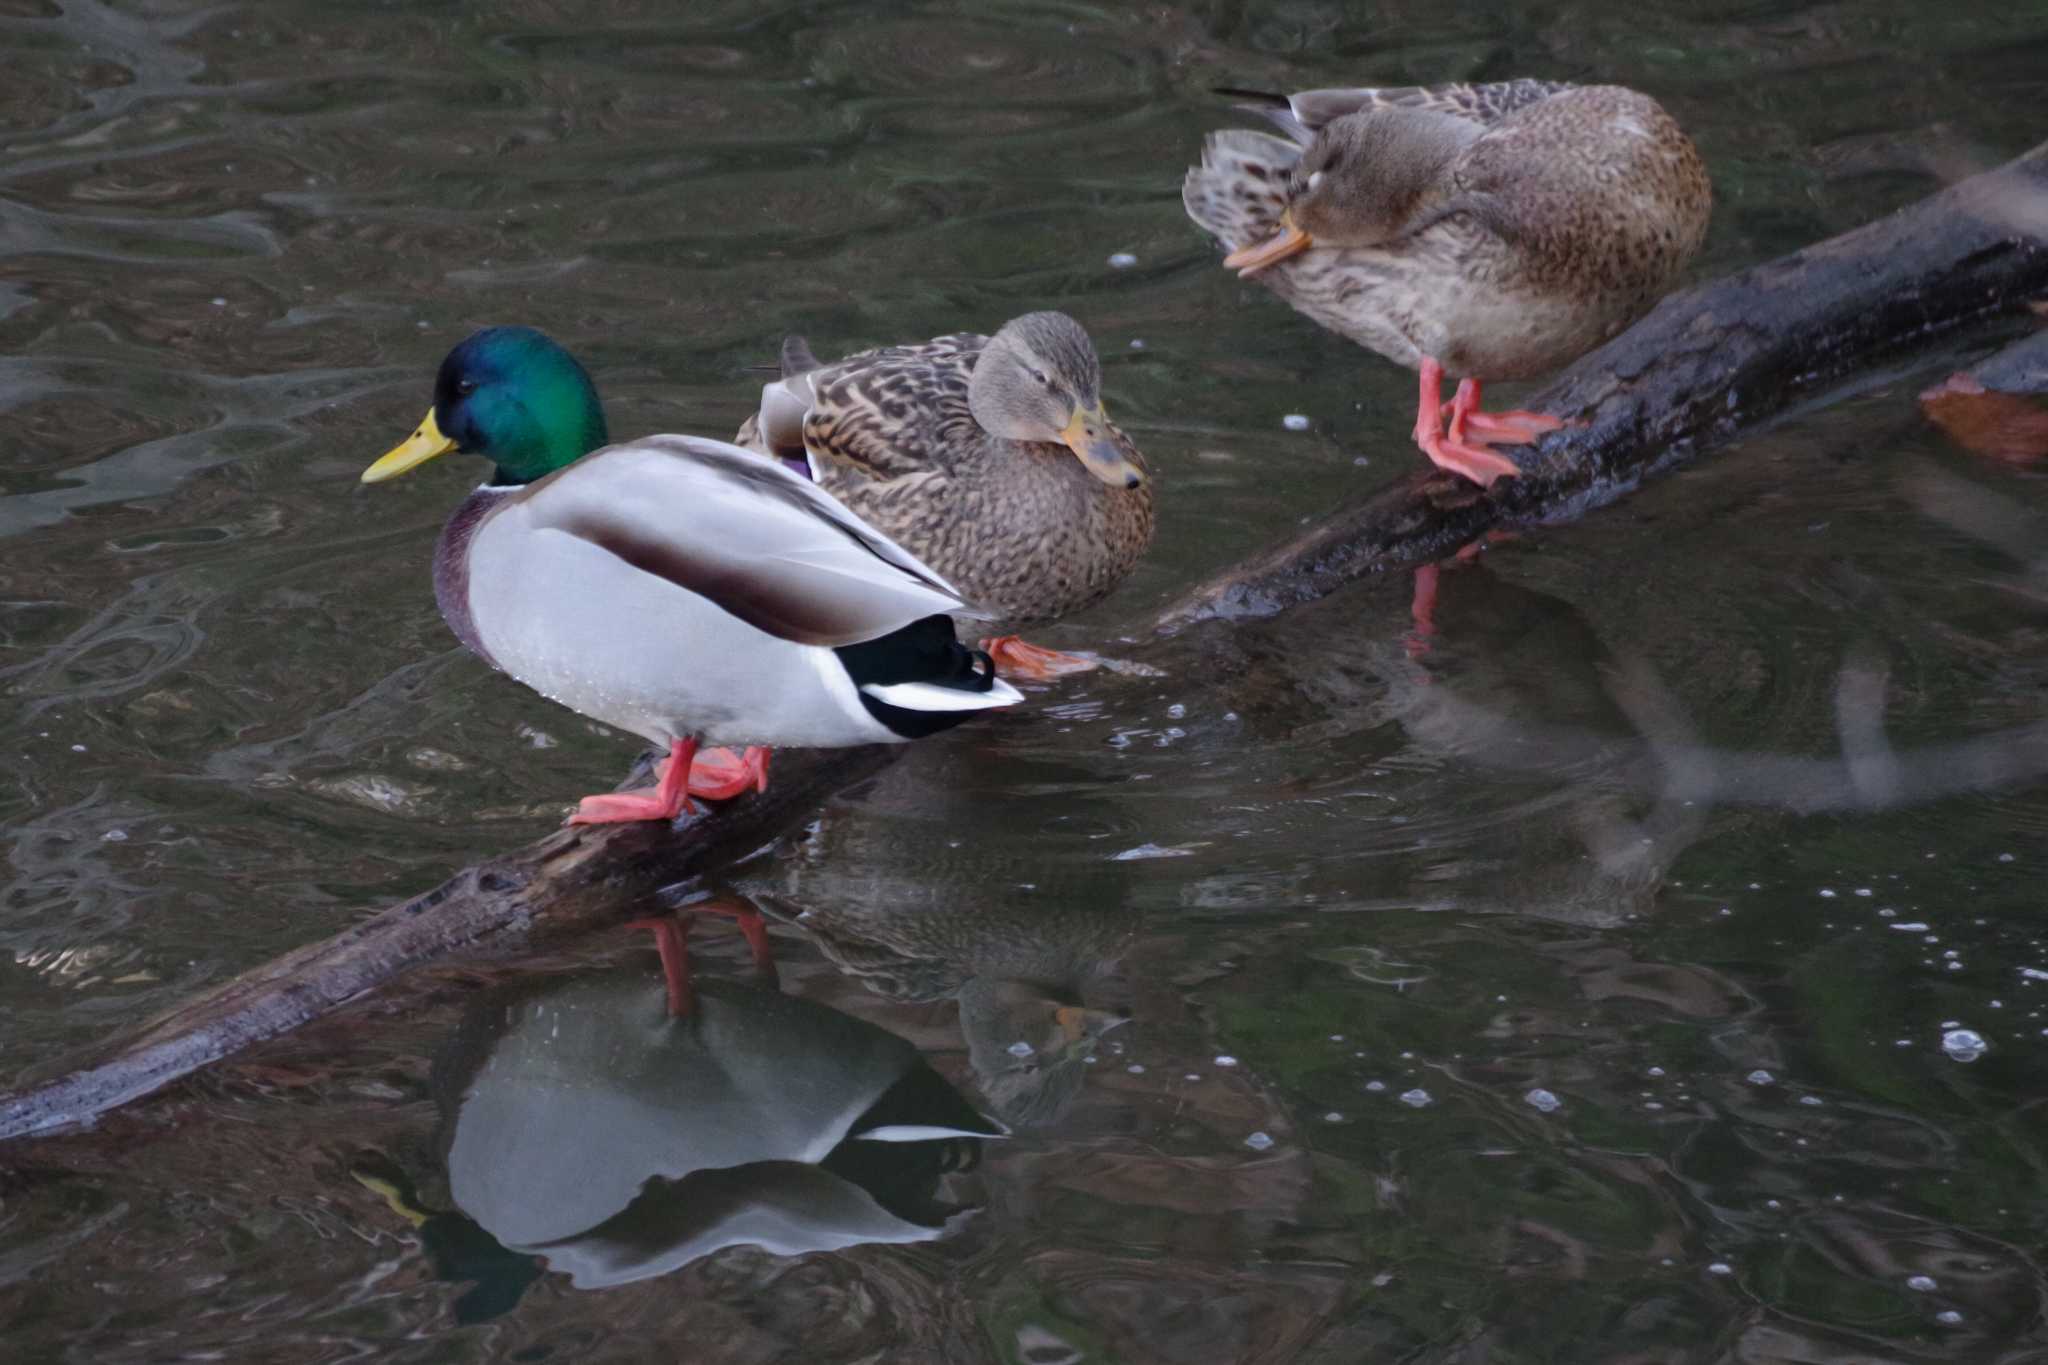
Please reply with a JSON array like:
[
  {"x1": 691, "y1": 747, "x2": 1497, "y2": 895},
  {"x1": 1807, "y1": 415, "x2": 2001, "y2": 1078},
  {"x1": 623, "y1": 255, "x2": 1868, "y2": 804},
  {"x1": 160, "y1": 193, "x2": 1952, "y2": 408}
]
[
  {"x1": 1223, "y1": 219, "x2": 1314, "y2": 276},
  {"x1": 1058, "y1": 405, "x2": 1145, "y2": 489}
]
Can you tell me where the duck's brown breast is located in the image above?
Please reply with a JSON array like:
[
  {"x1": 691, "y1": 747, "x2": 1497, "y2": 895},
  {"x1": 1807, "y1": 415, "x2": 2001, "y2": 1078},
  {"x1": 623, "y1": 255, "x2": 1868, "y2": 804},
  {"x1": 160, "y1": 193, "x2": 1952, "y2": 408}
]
[{"x1": 433, "y1": 486, "x2": 508, "y2": 669}]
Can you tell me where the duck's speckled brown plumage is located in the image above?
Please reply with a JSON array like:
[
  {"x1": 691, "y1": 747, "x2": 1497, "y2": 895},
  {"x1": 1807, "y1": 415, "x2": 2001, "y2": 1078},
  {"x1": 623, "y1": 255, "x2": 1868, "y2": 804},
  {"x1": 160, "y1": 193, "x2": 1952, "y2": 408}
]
[
  {"x1": 735, "y1": 330, "x2": 1155, "y2": 627},
  {"x1": 1184, "y1": 80, "x2": 1711, "y2": 381}
]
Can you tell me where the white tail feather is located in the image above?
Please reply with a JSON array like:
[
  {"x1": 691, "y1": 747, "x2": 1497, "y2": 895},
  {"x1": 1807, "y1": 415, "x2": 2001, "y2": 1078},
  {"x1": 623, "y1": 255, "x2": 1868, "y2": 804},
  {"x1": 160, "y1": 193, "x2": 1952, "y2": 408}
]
[
  {"x1": 855, "y1": 1122, "x2": 1011, "y2": 1142},
  {"x1": 860, "y1": 677, "x2": 1023, "y2": 712}
]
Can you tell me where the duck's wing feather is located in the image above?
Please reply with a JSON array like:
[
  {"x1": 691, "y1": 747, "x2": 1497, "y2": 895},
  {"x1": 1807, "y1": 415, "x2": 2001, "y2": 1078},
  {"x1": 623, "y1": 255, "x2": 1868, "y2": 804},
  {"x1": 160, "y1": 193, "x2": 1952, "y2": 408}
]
[
  {"x1": 1428, "y1": 85, "x2": 1711, "y2": 285},
  {"x1": 520, "y1": 435, "x2": 986, "y2": 647},
  {"x1": 749, "y1": 334, "x2": 989, "y2": 481},
  {"x1": 759, "y1": 336, "x2": 989, "y2": 483},
  {"x1": 1222, "y1": 79, "x2": 1576, "y2": 145}
]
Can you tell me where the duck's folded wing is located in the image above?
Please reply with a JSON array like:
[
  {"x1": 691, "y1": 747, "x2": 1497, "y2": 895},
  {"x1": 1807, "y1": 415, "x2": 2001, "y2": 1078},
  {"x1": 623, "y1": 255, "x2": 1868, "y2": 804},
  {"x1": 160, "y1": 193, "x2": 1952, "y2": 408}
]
[
  {"x1": 1446, "y1": 86, "x2": 1710, "y2": 277},
  {"x1": 524, "y1": 435, "x2": 984, "y2": 647},
  {"x1": 1275, "y1": 79, "x2": 1576, "y2": 136},
  {"x1": 796, "y1": 346, "x2": 984, "y2": 483}
]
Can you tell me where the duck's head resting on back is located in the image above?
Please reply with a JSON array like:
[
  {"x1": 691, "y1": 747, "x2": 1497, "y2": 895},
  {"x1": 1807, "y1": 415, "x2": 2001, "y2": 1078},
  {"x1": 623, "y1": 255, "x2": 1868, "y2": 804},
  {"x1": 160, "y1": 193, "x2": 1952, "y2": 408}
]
[
  {"x1": 1232, "y1": 108, "x2": 1479, "y2": 272},
  {"x1": 1292, "y1": 108, "x2": 1477, "y2": 247},
  {"x1": 968, "y1": 311, "x2": 1141, "y2": 490},
  {"x1": 361, "y1": 326, "x2": 610, "y2": 487}
]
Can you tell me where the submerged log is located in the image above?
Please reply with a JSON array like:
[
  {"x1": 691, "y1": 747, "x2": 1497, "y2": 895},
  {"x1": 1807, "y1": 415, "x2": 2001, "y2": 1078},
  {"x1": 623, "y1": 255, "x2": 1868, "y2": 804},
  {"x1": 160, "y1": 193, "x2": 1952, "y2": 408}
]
[
  {"x1": 4, "y1": 142, "x2": 2047, "y2": 1145},
  {"x1": 1152, "y1": 139, "x2": 2048, "y2": 631}
]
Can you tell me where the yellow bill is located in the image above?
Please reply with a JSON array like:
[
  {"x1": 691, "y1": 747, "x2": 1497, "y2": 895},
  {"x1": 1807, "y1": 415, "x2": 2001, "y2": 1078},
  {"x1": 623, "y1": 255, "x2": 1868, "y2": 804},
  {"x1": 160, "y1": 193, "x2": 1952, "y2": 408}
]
[
  {"x1": 1058, "y1": 405, "x2": 1145, "y2": 490},
  {"x1": 1223, "y1": 213, "x2": 1314, "y2": 276},
  {"x1": 361, "y1": 407, "x2": 458, "y2": 483},
  {"x1": 350, "y1": 1167, "x2": 430, "y2": 1228}
]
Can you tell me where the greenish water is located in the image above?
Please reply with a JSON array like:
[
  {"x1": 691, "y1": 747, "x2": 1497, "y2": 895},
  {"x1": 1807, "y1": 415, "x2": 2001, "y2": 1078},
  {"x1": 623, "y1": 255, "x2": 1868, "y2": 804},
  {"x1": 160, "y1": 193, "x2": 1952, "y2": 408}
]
[{"x1": 3, "y1": 1, "x2": 2048, "y2": 1360}]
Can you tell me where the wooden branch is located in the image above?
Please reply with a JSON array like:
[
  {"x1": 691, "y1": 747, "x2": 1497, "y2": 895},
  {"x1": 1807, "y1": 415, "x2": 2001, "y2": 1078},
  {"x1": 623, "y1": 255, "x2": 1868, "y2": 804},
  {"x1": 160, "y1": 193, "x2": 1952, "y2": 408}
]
[
  {"x1": 1152, "y1": 139, "x2": 2048, "y2": 632},
  {"x1": 6, "y1": 142, "x2": 2048, "y2": 1146}
]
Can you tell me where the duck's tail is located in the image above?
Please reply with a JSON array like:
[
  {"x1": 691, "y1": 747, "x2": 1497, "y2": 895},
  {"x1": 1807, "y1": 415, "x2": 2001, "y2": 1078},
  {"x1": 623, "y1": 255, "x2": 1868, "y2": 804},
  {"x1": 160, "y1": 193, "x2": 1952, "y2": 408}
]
[
  {"x1": 740, "y1": 335, "x2": 825, "y2": 469},
  {"x1": 1212, "y1": 86, "x2": 1313, "y2": 144},
  {"x1": 837, "y1": 614, "x2": 1023, "y2": 739},
  {"x1": 1182, "y1": 127, "x2": 1303, "y2": 259},
  {"x1": 779, "y1": 335, "x2": 822, "y2": 379}
]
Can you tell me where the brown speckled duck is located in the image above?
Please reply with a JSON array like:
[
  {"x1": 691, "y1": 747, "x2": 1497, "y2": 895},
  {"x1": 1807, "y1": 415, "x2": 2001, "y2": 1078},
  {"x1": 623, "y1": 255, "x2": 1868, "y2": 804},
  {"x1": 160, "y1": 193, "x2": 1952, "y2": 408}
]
[
  {"x1": 1184, "y1": 79, "x2": 1711, "y2": 487},
  {"x1": 735, "y1": 312, "x2": 1155, "y2": 680}
]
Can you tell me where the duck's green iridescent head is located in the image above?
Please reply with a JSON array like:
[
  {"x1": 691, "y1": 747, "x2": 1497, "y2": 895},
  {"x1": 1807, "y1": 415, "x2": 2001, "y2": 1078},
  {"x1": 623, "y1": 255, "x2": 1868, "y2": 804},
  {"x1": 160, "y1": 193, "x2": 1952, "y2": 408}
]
[{"x1": 360, "y1": 326, "x2": 609, "y2": 487}]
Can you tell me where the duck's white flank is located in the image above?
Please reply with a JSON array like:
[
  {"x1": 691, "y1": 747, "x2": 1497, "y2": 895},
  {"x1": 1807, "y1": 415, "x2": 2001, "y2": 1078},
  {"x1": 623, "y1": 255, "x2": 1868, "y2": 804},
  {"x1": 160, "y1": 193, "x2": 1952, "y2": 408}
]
[{"x1": 457, "y1": 435, "x2": 1014, "y2": 749}]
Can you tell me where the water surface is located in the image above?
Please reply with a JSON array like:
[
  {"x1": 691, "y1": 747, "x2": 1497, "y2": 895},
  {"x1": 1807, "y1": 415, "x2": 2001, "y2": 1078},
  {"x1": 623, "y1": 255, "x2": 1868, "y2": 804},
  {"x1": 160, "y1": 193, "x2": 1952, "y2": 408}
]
[{"x1": 3, "y1": 1, "x2": 2048, "y2": 1360}]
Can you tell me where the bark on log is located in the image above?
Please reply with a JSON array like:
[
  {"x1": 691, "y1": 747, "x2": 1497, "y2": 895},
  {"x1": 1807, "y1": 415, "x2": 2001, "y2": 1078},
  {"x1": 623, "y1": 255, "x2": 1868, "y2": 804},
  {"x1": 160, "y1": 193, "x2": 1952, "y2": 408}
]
[
  {"x1": 1151, "y1": 139, "x2": 2048, "y2": 632},
  {"x1": 5, "y1": 142, "x2": 2047, "y2": 1146}
]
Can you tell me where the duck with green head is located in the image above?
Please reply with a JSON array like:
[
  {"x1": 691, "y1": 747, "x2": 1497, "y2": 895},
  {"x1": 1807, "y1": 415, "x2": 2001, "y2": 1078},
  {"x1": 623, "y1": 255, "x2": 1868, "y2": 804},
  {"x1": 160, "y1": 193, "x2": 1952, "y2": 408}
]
[{"x1": 362, "y1": 326, "x2": 1022, "y2": 824}]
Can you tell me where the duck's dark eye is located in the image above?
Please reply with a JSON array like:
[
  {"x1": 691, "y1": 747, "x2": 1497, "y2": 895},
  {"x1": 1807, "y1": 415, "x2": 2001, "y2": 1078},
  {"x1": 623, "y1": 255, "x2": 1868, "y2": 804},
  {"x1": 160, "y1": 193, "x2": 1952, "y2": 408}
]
[{"x1": 455, "y1": 378, "x2": 478, "y2": 397}]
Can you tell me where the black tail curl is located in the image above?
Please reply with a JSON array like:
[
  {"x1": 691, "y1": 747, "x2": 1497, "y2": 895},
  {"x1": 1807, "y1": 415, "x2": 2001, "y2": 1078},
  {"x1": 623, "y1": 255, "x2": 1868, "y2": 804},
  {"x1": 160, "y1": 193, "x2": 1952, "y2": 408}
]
[{"x1": 835, "y1": 614, "x2": 999, "y2": 739}]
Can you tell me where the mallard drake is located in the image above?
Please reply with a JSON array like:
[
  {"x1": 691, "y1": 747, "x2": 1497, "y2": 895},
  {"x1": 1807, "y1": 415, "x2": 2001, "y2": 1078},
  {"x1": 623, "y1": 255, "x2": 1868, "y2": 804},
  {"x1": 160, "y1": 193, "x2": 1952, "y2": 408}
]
[
  {"x1": 361, "y1": 326, "x2": 1022, "y2": 824},
  {"x1": 1185, "y1": 80, "x2": 1710, "y2": 486},
  {"x1": 733, "y1": 311, "x2": 1155, "y2": 679}
]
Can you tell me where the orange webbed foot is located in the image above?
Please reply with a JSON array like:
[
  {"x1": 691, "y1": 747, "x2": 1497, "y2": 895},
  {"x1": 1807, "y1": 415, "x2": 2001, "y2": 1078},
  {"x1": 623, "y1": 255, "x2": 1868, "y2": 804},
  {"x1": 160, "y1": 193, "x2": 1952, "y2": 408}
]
[
  {"x1": 1415, "y1": 428, "x2": 1524, "y2": 486},
  {"x1": 685, "y1": 746, "x2": 772, "y2": 800},
  {"x1": 980, "y1": 635, "x2": 1100, "y2": 681},
  {"x1": 568, "y1": 740, "x2": 774, "y2": 826},
  {"x1": 1456, "y1": 408, "x2": 1564, "y2": 445},
  {"x1": 1442, "y1": 376, "x2": 1569, "y2": 449},
  {"x1": 1412, "y1": 365, "x2": 1586, "y2": 486},
  {"x1": 570, "y1": 791, "x2": 685, "y2": 824},
  {"x1": 1413, "y1": 361, "x2": 1521, "y2": 487},
  {"x1": 570, "y1": 736, "x2": 698, "y2": 826}
]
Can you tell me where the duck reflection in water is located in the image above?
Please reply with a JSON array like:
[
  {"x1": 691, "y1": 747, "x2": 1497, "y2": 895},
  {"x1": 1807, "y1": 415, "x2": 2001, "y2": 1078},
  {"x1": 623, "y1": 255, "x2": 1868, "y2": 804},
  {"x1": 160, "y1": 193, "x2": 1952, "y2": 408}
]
[
  {"x1": 1396, "y1": 556, "x2": 1710, "y2": 925},
  {"x1": 360, "y1": 902, "x2": 1004, "y2": 1313},
  {"x1": 762, "y1": 887, "x2": 1134, "y2": 1131},
  {"x1": 1208, "y1": 552, "x2": 1714, "y2": 928}
]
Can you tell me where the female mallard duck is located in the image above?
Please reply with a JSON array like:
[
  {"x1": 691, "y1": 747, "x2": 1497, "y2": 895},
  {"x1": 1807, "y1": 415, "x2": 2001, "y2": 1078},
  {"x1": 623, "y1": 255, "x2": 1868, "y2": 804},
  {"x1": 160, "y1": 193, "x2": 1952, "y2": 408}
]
[
  {"x1": 732, "y1": 311, "x2": 1155, "y2": 679},
  {"x1": 360, "y1": 326, "x2": 1022, "y2": 825},
  {"x1": 1184, "y1": 80, "x2": 1710, "y2": 486}
]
